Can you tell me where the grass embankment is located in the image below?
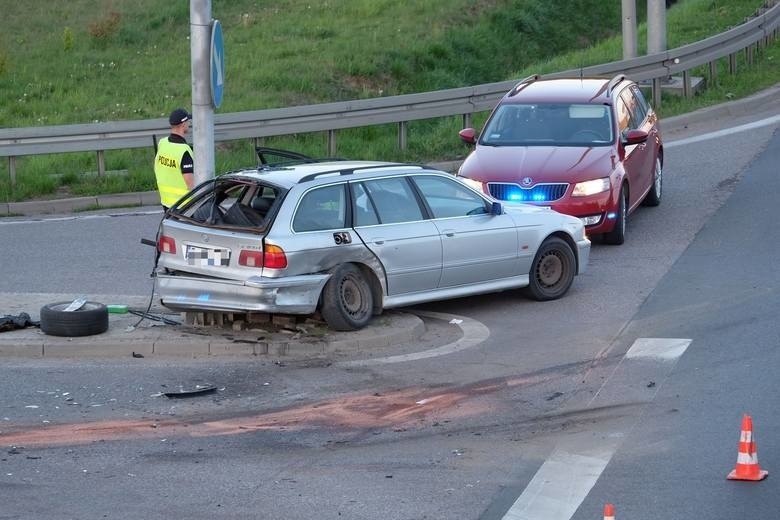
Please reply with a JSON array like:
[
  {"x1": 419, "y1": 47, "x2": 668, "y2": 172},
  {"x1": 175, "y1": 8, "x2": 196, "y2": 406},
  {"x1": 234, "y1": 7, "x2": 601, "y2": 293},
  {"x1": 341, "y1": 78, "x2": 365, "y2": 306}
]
[{"x1": 0, "y1": 0, "x2": 776, "y2": 203}]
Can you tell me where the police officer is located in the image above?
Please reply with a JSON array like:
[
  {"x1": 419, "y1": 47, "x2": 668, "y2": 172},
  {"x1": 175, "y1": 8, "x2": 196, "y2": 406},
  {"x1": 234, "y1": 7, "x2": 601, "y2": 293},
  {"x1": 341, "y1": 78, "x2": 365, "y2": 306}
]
[{"x1": 154, "y1": 108, "x2": 194, "y2": 210}]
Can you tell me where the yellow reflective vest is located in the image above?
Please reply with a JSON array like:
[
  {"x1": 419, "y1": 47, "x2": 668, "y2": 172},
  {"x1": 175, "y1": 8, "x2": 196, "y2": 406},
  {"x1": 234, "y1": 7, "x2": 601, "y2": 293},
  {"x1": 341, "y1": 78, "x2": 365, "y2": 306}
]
[{"x1": 154, "y1": 137, "x2": 193, "y2": 208}]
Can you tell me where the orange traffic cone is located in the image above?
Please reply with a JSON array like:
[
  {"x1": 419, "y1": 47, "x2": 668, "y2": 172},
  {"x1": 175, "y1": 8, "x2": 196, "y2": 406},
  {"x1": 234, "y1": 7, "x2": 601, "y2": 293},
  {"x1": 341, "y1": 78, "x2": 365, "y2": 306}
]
[
  {"x1": 603, "y1": 503, "x2": 615, "y2": 520},
  {"x1": 727, "y1": 414, "x2": 768, "y2": 481}
]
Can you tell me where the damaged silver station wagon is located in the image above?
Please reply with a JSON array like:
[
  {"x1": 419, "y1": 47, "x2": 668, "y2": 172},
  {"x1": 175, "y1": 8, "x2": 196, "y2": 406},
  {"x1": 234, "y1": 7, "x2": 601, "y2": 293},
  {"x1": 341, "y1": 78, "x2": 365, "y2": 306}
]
[{"x1": 155, "y1": 149, "x2": 591, "y2": 330}]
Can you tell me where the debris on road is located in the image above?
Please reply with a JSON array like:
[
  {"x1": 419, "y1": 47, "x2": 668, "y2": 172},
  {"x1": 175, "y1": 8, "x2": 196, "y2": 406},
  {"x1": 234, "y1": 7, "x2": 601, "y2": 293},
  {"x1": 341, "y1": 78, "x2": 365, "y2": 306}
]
[
  {"x1": 0, "y1": 312, "x2": 39, "y2": 332},
  {"x1": 163, "y1": 384, "x2": 218, "y2": 398}
]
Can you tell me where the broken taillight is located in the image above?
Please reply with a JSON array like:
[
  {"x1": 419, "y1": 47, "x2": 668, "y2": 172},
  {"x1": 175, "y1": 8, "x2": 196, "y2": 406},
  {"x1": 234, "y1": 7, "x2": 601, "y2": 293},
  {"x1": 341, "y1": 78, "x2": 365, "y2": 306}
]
[
  {"x1": 158, "y1": 235, "x2": 176, "y2": 254},
  {"x1": 238, "y1": 250, "x2": 263, "y2": 268}
]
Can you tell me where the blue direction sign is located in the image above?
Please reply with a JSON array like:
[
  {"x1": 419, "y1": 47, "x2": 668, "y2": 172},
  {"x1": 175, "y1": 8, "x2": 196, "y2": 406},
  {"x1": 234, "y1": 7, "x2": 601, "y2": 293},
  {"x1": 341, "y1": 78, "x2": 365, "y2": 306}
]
[{"x1": 210, "y1": 19, "x2": 225, "y2": 108}]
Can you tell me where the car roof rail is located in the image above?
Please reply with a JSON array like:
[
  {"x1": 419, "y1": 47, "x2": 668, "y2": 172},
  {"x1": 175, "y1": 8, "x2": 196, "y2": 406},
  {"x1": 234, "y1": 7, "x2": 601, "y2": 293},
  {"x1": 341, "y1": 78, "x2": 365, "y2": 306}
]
[
  {"x1": 607, "y1": 74, "x2": 627, "y2": 96},
  {"x1": 297, "y1": 163, "x2": 428, "y2": 183},
  {"x1": 256, "y1": 146, "x2": 347, "y2": 168},
  {"x1": 508, "y1": 74, "x2": 540, "y2": 97}
]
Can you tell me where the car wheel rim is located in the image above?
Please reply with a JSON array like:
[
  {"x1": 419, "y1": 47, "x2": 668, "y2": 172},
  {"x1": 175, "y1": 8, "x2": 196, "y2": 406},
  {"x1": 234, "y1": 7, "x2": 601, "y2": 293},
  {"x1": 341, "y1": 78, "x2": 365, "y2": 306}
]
[
  {"x1": 654, "y1": 160, "x2": 662, "y2": 195},
  {"x1": 537, "y1": 252, "x2": 563, "y2": 287},
  {"x1": 340, "y1": 275, "x2": 365, "y2": 316}
]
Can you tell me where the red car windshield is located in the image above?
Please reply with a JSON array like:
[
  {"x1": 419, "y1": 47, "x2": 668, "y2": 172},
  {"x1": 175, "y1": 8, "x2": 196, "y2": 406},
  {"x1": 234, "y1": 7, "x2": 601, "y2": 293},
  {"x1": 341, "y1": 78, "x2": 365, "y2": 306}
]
[{"x1": 480, "y1": 103, "x2": 614, "y2": 147}]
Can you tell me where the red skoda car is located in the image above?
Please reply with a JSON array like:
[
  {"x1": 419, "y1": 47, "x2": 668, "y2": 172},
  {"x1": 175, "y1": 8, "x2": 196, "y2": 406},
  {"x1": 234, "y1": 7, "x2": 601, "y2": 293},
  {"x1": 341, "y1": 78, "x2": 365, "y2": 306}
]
[{"x1": 457, "y1": 75, "x2": 663, "y2": 245}]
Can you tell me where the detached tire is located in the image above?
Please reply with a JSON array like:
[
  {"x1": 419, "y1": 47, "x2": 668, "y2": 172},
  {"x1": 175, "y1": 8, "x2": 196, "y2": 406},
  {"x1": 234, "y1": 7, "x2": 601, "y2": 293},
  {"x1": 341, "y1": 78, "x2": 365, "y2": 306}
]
[
  {"x1": 320, "y1": 264, "x2": 373, "y2": 331},
  {"x1": 40, "y1": 302, "x2": 109, "y2": 337}
]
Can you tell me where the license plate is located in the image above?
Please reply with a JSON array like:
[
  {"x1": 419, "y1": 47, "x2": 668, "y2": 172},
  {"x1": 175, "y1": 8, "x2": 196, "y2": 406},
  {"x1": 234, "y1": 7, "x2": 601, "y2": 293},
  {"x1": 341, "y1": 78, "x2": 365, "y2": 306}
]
[{"x1": 185, "y1": 245, "x2": 230, "y2": 267}]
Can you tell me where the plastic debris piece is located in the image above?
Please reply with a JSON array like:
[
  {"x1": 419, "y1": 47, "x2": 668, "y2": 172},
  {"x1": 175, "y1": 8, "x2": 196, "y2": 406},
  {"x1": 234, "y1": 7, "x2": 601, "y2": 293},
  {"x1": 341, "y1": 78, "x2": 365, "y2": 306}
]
[
  {"x1": 449, "y1": 318, "x2": 463, "y2": 325},
  {"x1": 163, "y1": 384, "x2": 217, "y2": 398},
  {"x1": 63, "y1": 297, "x2": 87, "y2": 312},
  {"x1": 107, "y1": 304, "x2": 129, "y2": 314}
]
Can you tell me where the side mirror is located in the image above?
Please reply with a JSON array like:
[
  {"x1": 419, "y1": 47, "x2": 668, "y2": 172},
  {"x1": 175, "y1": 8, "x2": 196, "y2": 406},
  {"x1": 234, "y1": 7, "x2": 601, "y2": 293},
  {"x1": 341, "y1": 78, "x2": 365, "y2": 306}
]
[
  {"x1": 459, "y1": 128, "x2": 477, "y2": 145},
  {"x1": 623, "y1": 129, "x2": 649, "y2": 145},
  {"x1": 491, "y1": 201, "x2": 503, "y2": 215}
]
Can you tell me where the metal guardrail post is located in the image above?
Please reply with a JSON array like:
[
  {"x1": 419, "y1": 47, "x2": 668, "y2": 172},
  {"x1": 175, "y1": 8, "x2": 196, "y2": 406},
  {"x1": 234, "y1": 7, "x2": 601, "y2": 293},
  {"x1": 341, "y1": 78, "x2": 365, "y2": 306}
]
[
  {"x1": 96, "y1": 150, "x2": 105, "y2": 178},
  {"x1": 747, "y1": 44, "x2": 755, "y2": 64},
  {"x1": 398, "y1": 121, "x2": 407, "y2": 150},
  {"x1": 652, "y1": 78, "x2": 662, "y2": 108},
  {"x1": 683, "y1": 70, "x2": 691, "y2": 98},
  {"x1": 708, "y1": 60, "x2": 718, "y2": 86},
  {"x1": 462, "y1": 113, "x2": 472, "y2": 130},
  {"x1": 8, "y1": 156, "x2": 15, "y2": 187},
  {"x1": 729, "y1": 52, "x2": 738, "y2": 74},
  {"x1": 327, "y1": 130, "x2": 337, "y2": 156},
  {"x1": 253, "y1": 137, "x2": 264, "y2": 162}
]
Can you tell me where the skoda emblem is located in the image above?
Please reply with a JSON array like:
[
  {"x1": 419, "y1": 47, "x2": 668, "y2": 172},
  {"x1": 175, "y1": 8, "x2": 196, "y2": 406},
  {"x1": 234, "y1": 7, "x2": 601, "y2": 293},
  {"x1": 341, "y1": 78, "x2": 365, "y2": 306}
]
[{"x1": 521, "y1": 177, "x2": 534, "y2": 187}]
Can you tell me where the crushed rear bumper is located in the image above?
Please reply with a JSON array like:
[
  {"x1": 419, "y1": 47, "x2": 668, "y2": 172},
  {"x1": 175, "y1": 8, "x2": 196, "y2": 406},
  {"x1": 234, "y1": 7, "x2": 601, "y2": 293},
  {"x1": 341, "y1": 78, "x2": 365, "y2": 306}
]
[{"x1": 156, "y1": 271, "x2": 330, "y2": 315}]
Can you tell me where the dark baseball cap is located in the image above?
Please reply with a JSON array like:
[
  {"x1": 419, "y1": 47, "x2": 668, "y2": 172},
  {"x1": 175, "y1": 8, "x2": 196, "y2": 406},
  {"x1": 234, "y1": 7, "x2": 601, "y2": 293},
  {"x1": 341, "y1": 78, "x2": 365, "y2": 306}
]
[{"x1": 169, "y1": 108, "x2": 191, "y2": 126}]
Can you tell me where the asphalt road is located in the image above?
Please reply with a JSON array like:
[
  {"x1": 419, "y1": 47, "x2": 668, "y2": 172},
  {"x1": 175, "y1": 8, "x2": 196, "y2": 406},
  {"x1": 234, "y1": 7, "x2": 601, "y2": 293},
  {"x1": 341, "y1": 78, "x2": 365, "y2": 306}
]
[{"x1": 0, "y1": 114, "x2": 779, "y2": 519}]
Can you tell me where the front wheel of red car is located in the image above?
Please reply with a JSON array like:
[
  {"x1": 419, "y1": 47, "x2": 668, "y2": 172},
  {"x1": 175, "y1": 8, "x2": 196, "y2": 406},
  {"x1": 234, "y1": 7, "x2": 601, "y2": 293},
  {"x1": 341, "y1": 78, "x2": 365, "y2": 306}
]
[
  {"x1": 602, "y1": 185, "x2": 627, "y2": 245},
  {"x1": 642, "y1": 157, "x2": 663, "y2": 207},
  {"x1": 524, "y1": 237, "x2": 576, "y2": 301},
  {"x1": 320, "y1": 264, "x2": 374, "y2": 331}
]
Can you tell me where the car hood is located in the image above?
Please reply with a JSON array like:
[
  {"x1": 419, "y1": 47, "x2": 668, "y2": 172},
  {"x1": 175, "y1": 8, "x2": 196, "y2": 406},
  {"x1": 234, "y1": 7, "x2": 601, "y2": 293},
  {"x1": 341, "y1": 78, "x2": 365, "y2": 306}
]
[{"x1": 459, "y1": 145, "x2": 616, "y2": 184}]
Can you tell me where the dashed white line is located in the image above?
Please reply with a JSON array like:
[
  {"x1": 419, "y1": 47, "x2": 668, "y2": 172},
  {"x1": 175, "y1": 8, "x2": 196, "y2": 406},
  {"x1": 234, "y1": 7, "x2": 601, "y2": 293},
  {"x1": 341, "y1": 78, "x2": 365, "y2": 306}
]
[{"x1": 500, "y1": 337, "x2": 692, "y2": 520}]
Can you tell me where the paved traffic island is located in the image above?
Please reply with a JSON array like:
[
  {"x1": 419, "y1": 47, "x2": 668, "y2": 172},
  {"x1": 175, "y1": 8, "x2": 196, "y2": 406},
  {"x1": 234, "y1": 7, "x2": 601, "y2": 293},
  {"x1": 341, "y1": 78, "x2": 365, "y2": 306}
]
[{"x1": 0, "y1": 293, "x2": 428, "y2": 359}]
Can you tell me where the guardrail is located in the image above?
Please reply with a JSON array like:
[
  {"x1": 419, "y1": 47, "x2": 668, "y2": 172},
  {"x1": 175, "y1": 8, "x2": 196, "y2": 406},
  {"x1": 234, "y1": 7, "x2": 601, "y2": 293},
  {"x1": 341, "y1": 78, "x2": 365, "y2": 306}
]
[{"x1": 1, "y1": 3, "x2": 778, "y2": 185}]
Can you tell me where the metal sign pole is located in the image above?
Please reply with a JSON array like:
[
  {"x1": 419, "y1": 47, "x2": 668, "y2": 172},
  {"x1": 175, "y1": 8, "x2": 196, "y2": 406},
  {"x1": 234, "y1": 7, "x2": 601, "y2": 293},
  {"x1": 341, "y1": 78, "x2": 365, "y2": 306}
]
[{"x1": 190, "y1": 0, "x2": 215, "y2": 184}]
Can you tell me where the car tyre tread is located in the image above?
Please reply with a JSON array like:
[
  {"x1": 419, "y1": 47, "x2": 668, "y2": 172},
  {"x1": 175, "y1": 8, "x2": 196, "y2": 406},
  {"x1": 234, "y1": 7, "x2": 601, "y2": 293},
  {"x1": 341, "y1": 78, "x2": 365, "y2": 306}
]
[
  {"x1": 40, "y1": 301, "x2": 109, "y2": 337},
  {"x1": 320, "y1": 264, "x2": 374, "y2": 331},
  {"x1": 523, "y1": 237, "x2": 576, "y2": 301}
]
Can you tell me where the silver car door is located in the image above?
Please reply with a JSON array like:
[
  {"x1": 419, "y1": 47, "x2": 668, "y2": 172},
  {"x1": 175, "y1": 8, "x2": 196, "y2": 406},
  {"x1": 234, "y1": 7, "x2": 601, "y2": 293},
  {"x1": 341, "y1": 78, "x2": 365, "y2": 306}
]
[
  {"x1": 351, "y1": 178, "x2": 442, "y2": 295},
  {"x1": 411, "y1": 174, "x2": 520, "y2": 287}
]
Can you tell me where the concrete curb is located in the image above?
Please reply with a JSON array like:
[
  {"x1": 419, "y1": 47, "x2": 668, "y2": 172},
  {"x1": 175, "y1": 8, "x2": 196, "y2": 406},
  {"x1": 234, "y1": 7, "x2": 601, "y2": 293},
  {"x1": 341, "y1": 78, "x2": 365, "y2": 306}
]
[{"x1": 0, "y1": 310, "x2": 427, "y2": 359}]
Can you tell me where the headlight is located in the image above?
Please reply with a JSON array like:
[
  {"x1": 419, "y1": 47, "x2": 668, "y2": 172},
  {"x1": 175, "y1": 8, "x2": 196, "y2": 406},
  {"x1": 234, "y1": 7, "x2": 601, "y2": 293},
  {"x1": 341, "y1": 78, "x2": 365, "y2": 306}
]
[
  {"x1": 460, "y1": 176, "x2": 485, "y2": 193},
  {"x1": 572, "y1": 178, "x2": 610, "y2": 197}
]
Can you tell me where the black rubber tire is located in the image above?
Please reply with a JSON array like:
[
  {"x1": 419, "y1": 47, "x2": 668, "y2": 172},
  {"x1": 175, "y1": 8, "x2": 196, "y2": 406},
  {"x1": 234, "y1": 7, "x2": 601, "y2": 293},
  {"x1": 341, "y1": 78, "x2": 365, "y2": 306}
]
[
  {"x1": 602, "y1": 185, "x2": 627, "y2": 245},
  {"x1": 524, "y1": 237, "x2": 576, "y2": 301},
  {"x1": 319, "y1": 264, "x2": 374, "y2": 331},
  {"x1": 40, "y1": 301, "x2": 109, "y2": 337},
  {"x1": 642, "y1": 156, "x2": 663, "y2": 207}
]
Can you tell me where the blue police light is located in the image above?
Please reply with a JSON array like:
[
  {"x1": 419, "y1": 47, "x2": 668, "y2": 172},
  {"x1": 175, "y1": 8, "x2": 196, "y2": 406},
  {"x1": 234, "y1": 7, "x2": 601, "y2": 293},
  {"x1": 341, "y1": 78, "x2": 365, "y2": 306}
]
[
  {"x1": 606, "y1": 212, "x2": 617, "y2": 219},
  {"x1": 509, "y1": 192, "x2": 524, "y2": 201},
  {"x1": 532, "y1": 192, "x2": 546, "y2": 202}
]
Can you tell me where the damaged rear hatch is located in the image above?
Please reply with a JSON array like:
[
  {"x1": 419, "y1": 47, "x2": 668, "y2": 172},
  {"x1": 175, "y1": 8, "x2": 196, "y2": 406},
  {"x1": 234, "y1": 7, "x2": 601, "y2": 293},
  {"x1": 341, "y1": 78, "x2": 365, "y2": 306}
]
[{"x1": 155, "y1": 174, "x2": 320, "y2": 313}]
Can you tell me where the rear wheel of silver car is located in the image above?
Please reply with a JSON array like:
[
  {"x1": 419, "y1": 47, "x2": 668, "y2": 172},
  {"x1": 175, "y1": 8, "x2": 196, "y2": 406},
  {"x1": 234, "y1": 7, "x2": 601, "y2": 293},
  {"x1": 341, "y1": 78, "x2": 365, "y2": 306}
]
[
  {"x1": 320, "y1": 264, "x2": 374, "y2": 331},
  {"x1": 602, "y1": 184, "x2": 627, "y2": 245},
  {"x1": 524, "y1": 237, "x2": 576, "y2": 301},
  {"x1": 642, "y1": 156, "x2": 663, "y2": 206}
]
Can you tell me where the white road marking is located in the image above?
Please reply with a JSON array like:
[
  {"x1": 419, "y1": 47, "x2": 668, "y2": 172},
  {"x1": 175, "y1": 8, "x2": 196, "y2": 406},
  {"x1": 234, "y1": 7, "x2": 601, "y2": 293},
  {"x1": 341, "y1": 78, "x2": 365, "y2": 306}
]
[
  {"x1": 502, "y1": 449, "x2": 614, "y2": 520},
  {"x1": 625, "y1": 337, "x2": 691, "y2": 360},
  {"x1": 666, "y1": 114, "x2": 780, "y2": 148},
  {"x1": 335, "y1": 310, "x2": 489, "y2": 367},
  {"x1": 500, "y1": 337, "x2": 691, "y2": 520}
]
